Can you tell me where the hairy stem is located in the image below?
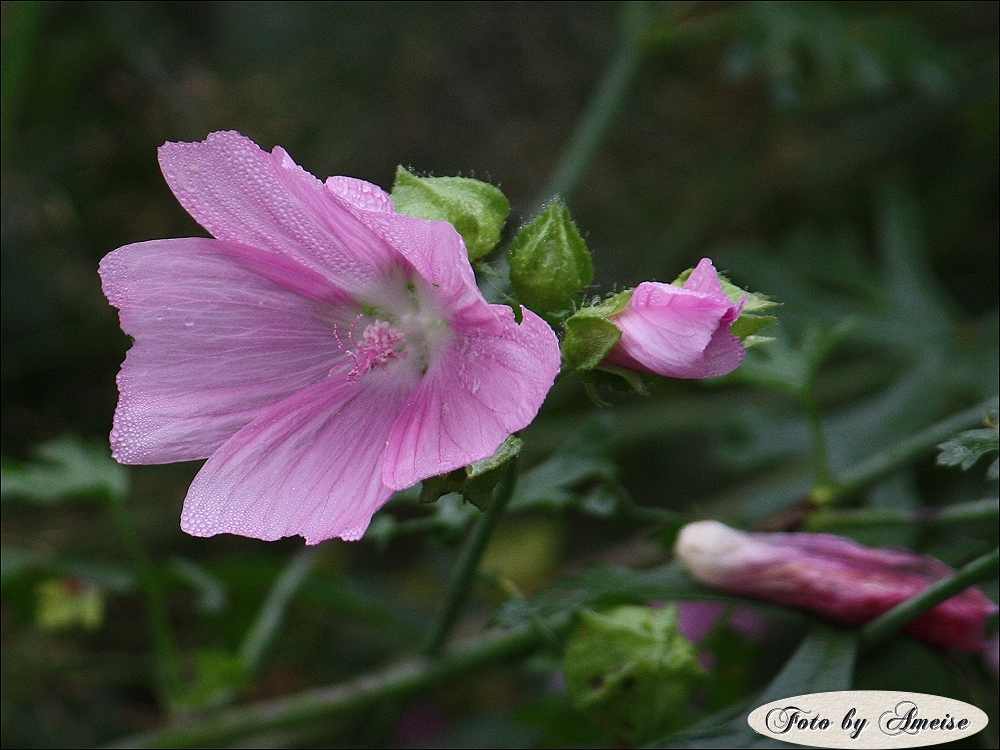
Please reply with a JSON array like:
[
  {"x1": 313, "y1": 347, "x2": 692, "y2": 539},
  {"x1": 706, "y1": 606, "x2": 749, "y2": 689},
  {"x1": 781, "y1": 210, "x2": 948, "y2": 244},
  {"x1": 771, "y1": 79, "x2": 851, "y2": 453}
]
[
  {"x1": 861, "y1": 547, "x2": 999, "y2": 649},
  {"x1": 420, "y1": 457, "x2": 520, "y2": 656}
]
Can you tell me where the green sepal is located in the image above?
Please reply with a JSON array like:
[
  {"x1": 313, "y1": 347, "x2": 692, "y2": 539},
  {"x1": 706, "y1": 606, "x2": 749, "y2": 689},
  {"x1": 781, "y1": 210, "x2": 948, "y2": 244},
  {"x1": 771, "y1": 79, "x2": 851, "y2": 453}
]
[
  {"x1": 563, "y1": 604, "x2": 707, "y2": 745},
  {"x1": 419, "y1": 435, "x2": 524, "y2": 511},
  {"x1": 730, "y1": 313, "x2": 778, "y2": 339},
  {"x1": 741, "y1": 334, "x2": 776, "y2": 349},
  {"x1": 563, "y1": 317, "x2": 621, "y2": 371},
  {"x1": 508, "y1": 200, "x2": 594, "y2": 316},
  {"x1": 390, "y1": 167, "x2": 510, "y2": 260},
  {"x1": 561, "y1": 290, "x2": 633, "y2": 371}
]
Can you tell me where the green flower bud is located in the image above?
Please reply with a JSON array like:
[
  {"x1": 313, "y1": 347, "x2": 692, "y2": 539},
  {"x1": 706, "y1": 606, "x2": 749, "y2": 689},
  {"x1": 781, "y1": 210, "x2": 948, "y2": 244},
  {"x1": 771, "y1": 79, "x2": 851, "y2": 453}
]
[
  {"x1": 390, "y1": 167, "x2": 510, "y2": 261},
  {"x1": 563, "y1": 604, "x2": 706, "y2": 744},
  {"x1": 508, "y1": 200, "x2": 594, "y2": 316}
]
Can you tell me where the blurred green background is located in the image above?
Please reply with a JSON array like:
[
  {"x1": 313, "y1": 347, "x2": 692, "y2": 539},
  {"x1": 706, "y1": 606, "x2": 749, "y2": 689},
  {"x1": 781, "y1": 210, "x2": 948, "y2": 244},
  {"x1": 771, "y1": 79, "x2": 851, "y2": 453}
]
[{"x1": 2, "y1": 2, "x2": 997, "y2": 747}]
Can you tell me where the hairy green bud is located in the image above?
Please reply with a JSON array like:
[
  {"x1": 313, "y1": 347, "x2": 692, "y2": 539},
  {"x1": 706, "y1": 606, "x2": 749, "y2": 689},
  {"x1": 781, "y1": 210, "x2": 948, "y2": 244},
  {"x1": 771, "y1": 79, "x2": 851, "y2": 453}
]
[
  {"x1": 391, "y1": 167, "x2": 510, "y2": 260},
  {"x1": 508, "y1": 200, "x2": 593, "y2": 316}
]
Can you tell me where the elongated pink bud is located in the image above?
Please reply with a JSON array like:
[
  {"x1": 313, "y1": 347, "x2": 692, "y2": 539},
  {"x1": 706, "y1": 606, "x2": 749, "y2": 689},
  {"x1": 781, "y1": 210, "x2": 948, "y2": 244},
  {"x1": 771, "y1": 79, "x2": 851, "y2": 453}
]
[{"x1": 674, "y1": 521, "x2": 996, "y2": 650}]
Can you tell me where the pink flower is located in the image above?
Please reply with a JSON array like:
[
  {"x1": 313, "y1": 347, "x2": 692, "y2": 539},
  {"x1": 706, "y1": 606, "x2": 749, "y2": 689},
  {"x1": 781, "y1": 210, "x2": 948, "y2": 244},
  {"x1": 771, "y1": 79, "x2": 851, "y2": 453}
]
[
  {"x1": 675, "y1": 521, "x2": 997, "y2": 650},
  {"x1": 100, "y1": 132, "x2": 559, "y2": 544},
  {"x1": 604, "y1": 259, "x2": 746, "y2": 378}
]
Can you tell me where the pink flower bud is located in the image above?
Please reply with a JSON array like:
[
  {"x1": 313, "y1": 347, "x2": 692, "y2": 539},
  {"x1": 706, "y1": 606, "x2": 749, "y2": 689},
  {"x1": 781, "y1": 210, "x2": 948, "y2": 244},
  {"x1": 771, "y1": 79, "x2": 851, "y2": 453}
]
[
  {"x1": 674, "y1": 521, "x2": 997, "y2": 650},
  {"x1": 603, "y1": 258, "x2": 746, "y2": 379}
]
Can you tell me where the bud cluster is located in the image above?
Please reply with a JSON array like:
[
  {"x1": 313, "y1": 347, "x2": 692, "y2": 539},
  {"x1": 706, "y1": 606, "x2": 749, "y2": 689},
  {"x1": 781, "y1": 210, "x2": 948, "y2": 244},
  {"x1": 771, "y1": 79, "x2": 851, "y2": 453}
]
[{"x1": 391, "y1": 168, "x2": 775, "y2": 388}]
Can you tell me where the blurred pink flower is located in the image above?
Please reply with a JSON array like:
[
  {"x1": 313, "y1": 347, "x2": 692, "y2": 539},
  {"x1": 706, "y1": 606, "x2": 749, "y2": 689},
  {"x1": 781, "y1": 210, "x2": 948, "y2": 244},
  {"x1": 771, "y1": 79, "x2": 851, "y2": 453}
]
[
  {"x1": 604, "y1": 258, "x2": 746, "y2": 378},
  {"x1": 675, "y1": 521, "x2": 997, "y2": 650},
  {"x1": 100, "y1": 131, "x2": 559, "y2": 544},
  {"x1": 674, "y1": 600, "x2": 771, "y2": 644}
]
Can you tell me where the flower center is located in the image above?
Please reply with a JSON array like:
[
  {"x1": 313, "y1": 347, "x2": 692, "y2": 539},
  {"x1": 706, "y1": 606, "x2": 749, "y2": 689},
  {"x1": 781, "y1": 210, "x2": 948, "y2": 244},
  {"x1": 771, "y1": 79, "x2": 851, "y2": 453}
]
[
  {"x1": 338, "y1": 319, "x2": 407, "y2": 380},
  {"x1": 339, "y1": 274, "x2": 452, "y2": 381}
]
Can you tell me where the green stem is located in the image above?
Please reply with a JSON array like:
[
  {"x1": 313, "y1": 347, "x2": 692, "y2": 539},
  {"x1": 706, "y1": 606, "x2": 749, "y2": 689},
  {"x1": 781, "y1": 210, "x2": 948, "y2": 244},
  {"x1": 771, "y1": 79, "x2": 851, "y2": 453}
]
[
  {"x1": 534, "y1": 1, "x2": 648, "y2": 208},
  {"x1": 861, "y1": 547, "x2": 999, "y2": 649},
  {"x1": 827, "y1": 395, "x2": 999, "y2": 504},
  {"x1": 420, "y1": 457, "x2": 520, "y2": 656},
  {"x1": 807, "y1": 498, "x2": 999, "y2": 532},
  {"x1": 801, "y1": 391, "x2": 835, "y2": 503},
  {"x1": 240, "y1": 544, "x2": 324, "y2": 674},
  {"x1": 107, "y1": 612, "x2": 573, "y2": 749},
  {"x1": 105, "y1": 495, "x2": 183, "y2": 707}
]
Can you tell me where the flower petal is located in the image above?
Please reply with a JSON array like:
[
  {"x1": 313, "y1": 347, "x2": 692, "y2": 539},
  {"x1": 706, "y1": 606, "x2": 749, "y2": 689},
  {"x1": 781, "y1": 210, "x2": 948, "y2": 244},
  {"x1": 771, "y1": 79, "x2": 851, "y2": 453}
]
[
  {"x1": 348, "y1": 209, "x2": 501, "y2": 330},
  {"x1": 383, "y1": 306, "x2": 559, "y2": 490},
  {"x1": 606, "y1": 281, "x2": 741, "y2": 378},
  {"x1": 181, "y1": 366, "x2": 416, "y2": 544},
  {"x1": 158, "y1": 132, "x2": 401, "y2": 297},
  {"x1": 324, "y1": 175, "x2": 396, "y2": 214},
  {"x1": 683, "y1": 258, "x2": 730, "y2": 301},
  {"x1": 100, "y1": 237, "x2": 355, "y2": 464}
]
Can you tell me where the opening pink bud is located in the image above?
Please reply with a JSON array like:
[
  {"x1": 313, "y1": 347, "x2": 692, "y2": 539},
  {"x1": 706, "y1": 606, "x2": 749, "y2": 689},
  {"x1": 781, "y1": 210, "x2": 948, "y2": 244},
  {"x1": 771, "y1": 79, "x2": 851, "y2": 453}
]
[
  {"x1": 603, "y1": 258, "x2": 746, "y2": 379},
  {"x1": 675, "y1": 520, "x2": 997, "y2": 650}
]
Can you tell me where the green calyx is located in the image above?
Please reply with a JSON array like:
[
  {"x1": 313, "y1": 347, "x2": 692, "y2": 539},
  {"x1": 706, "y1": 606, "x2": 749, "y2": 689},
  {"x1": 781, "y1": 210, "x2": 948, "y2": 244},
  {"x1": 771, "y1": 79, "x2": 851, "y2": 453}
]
[
  {"x1": 391, "y1": 167, "x2": 510, "y2": 261},
  {"x1": 508, "y1": 200, "x2": 594, "y2": 317},
  {"x1": 419, "y1": 435, "x2": 524, "y2": 511},
  {"x1": 560, "y1": 290, "x2": 632, "y2": 371},
  {"x1": 563, "y1": 604, "x2": 707, "y2": 745}
]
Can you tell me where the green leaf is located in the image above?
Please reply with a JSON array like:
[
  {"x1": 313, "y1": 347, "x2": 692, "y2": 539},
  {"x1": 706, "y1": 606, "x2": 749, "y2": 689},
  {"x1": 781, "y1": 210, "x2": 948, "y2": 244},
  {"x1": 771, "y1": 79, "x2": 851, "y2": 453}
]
[
  {"x1": 561, "y1": 289, "x2": 633, "y2": 371},
  {"x1": 508, "y1": 415, "x2": 630, "y2": 517},
  {"x1": 390, "y1": 167, "x2": 510, "y2": 260},
  {"x1": 564, "y1": 605, "x2": 707, "y2": 745},
  {"x1": 654, "y1": 625, "x2": 858, "y2": 748},
  {"x1": 731, "y1": 314, "x2": 778, "y2": 340},
  {"x1": 1, "y1": 437, "x2": 128, "y2": 504},
  {"x1": 508, "y1": 200, "x2": 594, "y2": 316},
  {"x1": 937, "y1": 409, "x2": 999, "y2": 479}
]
